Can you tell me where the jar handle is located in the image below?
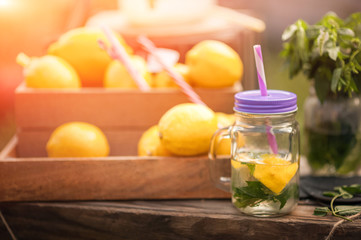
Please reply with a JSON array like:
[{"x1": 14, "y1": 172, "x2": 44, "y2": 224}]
[{"x1": 209, "y1": 127, "x2": 232, "y2": 193}]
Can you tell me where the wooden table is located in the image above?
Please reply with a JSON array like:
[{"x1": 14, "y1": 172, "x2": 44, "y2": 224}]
[{"x1": 1, "y1": 199, "x2": 360, "y2": 240}]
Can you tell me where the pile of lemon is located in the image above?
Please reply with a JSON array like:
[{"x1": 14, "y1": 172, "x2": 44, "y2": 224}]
[
  {"x1": 17, "y1": 27, "x2": 244, "y2": 90},
  {"x1": 17, "y1": 27, "x2": 244, "y2": 158}
]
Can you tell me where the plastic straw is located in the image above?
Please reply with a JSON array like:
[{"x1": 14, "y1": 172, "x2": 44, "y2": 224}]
[
  {"x1": 253, "y1": 45, "x2": 268, "y2": 96},
  {"x1": 137, "y1": 35, "x2": 206, "y2": 106},
  {"x1": 99, "y1": 26, "x2": 151, "y2": 91},
  {"x1": 253, "y1": 45, "x2": 278, "y2": 154}
]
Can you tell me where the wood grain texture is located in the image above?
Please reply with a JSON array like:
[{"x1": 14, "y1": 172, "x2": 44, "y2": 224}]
[
  {"x1": 15, "y1": 83, "x2": 240, "y2": 130},
  {"x1": 0, "y1": 138, "x2": 229, "y2": 201},
  {"x1": 0, "y1": 200, "x2": 360, "y2": 240}
]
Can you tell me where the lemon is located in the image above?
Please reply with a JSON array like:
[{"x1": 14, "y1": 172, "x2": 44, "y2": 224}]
[
  {"x1": 138, "y1": 125, "x2": 172, "y2": 156},
  {"x1": 16, "y1": 53, "x2": 81, "y2": 89},
  {"x1": 152, "y1": 63, "x2": 192, "y2": 88},
  {"x1": 214, "y1": 112, "x2": 245, "y2": 156},
  {"x1": 253, "y1": 154, "x2": 298, "y2": 194},
  {"x1": 104, "y1": 55, "x2": 152, "y2": 89},
  {"x1": 48, "y1": 27, "x2": 132, "y2": 87},
  {"x1": 46, "y1": 122, "x2": 110, "y2": 158},
  {"x1": 215, "y1": 112, "x2": 235, "y2": 129},
  {"x1": 158, "y1": 103, "x2": 218, "y2": 156},
  {"x1": 185, "y1": 40, "x2": 243, "y2": 88}
]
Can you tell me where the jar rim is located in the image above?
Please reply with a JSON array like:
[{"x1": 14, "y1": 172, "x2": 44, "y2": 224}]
[
  {"x1": 234, "y1": 90, "x2": 298, "y2": 114},
  {"x1": 233, "y1": 107, "x2": 298, "y2": 115}
]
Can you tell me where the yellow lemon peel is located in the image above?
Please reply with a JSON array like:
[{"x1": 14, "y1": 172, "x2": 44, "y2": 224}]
[{"x1": 138, "y1": 125, "x2": 172, "y2": 156}]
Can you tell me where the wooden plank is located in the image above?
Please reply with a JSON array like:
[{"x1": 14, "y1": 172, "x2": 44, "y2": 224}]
[
  {"x1": 16, "y1": 128, "x2": 146, "y2": 157},
  {"x1": 15, "y1": 83, "x2": 240, "y2": 129},
  {"x1": 0, "y1": 138, "x2": 229, "y2": 201},
  {"x1": 0, "y1": 200, "x2": 359, "y2": 240}
]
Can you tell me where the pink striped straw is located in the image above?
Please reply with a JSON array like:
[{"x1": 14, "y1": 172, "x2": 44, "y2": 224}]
[
  {"x1": 99, "y1": 26, "x2": 151, "y2": 91},
  {"x1": 137, "y1": 35, "x2": 206, "y2": 106},
  {"x1": 253, "y1": 45, "x2": 278, "y2": 154},
  {"x1": 253, "y1": 45, "x2": 268, "y2": 96}
]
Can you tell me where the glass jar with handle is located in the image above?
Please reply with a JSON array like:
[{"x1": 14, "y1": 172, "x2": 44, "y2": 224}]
[{"x1": 209, "y1": 90, "x2": 300, "y2": 217}]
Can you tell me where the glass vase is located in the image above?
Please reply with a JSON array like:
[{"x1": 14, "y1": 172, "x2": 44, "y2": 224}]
[{"x1": 304, "y1": 87, "x2": 361, "y2": 176}]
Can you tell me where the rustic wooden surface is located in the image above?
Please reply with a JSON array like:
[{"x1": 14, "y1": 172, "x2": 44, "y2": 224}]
[
  {"x1": 0, "y1": 199, "x2": 360, "y2": 240},
  {"x1": 0, "y1": 137, "x2": 229, "y2": 202}
]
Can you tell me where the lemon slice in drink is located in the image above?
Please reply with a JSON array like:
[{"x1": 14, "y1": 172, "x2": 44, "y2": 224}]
[{"x1": 253, "y1": 154, "x2": 298, "y2": 194}]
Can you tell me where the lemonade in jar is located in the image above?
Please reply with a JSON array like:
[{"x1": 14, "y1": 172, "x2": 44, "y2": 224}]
[
  {"x1": 209, "y1": 89, "x2": 300, "y2": 217},
  {"x1": 231, "y1": 153, "x2": 299, "y2": 216}
]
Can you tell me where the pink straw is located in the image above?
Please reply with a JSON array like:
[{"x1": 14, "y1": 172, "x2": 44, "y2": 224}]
[
  {"x1": 253, "y1": 45, "x2": 268, "y2": 96},
  {"x1": 137, "y1": 35, "x2": 206, "y2": 106},
  {"x1": 99, "y1": 26, "x2": 151, "y2": 91},
  {"x1": 253, "y1": 45, "x2": 278, "y2": 154}
]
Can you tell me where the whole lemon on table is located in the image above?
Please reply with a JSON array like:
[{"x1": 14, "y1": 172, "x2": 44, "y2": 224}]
[
  {"x1": 104, "y1": 55, "x2": 152, "y2": 89},
  {"x1": 16, "y1": 53, "x2": 81, "y2": 89},
  {"x1": 46, "y1": 122, "x2": 110, "y2": 158},
  {"x1": 138, "y1": 125, "x2": 172, "y2": 157},
  {"x1": 158, "y1": 103, "x2": 218, "y2": 156},
  {"x1": 152, "y1": 63, "x2": 192, "y2": 88},
  {"x1": 48, "y1": 27, "x2": 132, "y2": 87},
  {"x1": 185, "y1": 40, "x2": 243, "y2": 88}
]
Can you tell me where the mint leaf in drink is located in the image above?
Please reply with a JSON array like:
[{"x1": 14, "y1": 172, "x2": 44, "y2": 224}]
[
  {"x1": 275, "y1": 183, "x2": 299, "y2": 209},
  {"x1": 233, "y1": 181, "x2": 270, "y2": 208},
  {"x1": 233, "y1": 181, "x2": 298, "y2": 210}
]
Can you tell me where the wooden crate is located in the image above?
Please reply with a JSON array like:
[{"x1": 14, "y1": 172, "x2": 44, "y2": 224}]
[
  {"x1": 8, "y1": 81, "x2": 238, "y2": 201},
  {"x1": 0, "y1": 137, "x2": 230, "y2": 202},
  {"x1": 15, "y1": 83, "x2": 240, "y2": 157}
]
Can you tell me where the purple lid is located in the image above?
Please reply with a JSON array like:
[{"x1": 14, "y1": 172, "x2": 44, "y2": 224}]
[{"x1": 234, "y1": 90, "x2": 297, "y2": 114}]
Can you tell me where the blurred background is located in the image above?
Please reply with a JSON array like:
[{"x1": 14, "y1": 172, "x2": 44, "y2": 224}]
[{"x1": 0, "y1": 0, "x2": 360, "y2": 150}]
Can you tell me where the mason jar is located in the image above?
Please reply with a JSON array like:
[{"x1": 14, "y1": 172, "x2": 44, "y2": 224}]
[{"x1": 209, "y1": 90, "x2": 300, "y2": 217}]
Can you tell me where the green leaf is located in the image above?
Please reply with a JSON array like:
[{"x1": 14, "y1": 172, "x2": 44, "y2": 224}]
[
  {"x1": 327, "y1": 46, "x2": 340, "y2": 61},
  {"x1": 337, "y1": 28, "x2": 355, "y2": 37},
  {"x1": 233, "y1": 181, "x2": 271, "y2": 208},
  {"x1": 316, "y1": 29, "x2": 330, "y2": 55},
  {"x1": 331, "y1": 68, "x2": 342, "y2": 92},
  {"x1": 281, "y1": 12, "x2": 361, "y2": 102},
  {"x1": 334, "y1": 205, "x2": 361, "y2": 216},
  {"x1": 306, "y1": 25, "x2": 322, "y2": 39},
  {"x1": 315, "y1": 184, "x2": 361, "y2": 220},
  {"x1": 233, "y1": 182, "x2": 298, "y2": 210},
  {"x1": 296, "y1": 20, "x2": 309, "y2": 63},
  {"x1": 282, "y1": 24, "x2": 298, "y2": 41},
  {"x1": 275, "y1": 184, "x2": 299, "y2": 209},
  {"x1": 339, "y1": 184, "x2": 361, "y2": 195},
  {"x1": 314, "y1": 207, "x2": 331, "y2": 216},
  {"x1": 323, "y1": 191, "x2": 339, "y2": 197}
]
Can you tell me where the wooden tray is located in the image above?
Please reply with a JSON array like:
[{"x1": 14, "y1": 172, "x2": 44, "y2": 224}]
[{"x1": 0, "y1": 137, "x2": 230, "y2": 202}]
